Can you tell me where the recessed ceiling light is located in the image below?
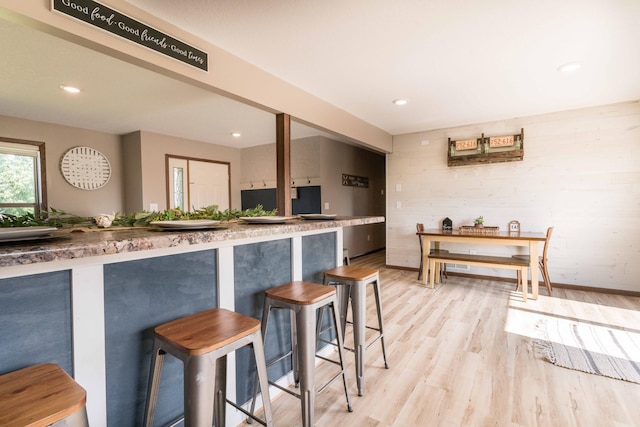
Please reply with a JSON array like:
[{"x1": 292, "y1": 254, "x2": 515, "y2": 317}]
[
  {"x1": 392, "y1": 98, "x2": 408, "y2": 106},
  {"x1": 231, "y1": 132, "x2": 241, "y2": 137},
  {"x1": 557, "y1": 62, "x2": 581, "y2": 73},
  {"x1": 60, "y1": 85, "x2": 81, "y2": 93}
]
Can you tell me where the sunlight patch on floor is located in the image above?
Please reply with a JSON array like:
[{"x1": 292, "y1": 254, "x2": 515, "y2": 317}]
[{"x1": 504, "y1": 290, "x2": 640, "y2": 343}]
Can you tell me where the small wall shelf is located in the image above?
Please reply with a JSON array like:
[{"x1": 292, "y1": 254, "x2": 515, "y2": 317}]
[{"x1": 447, "y1": 128, "x2": 524, "y2": 167}]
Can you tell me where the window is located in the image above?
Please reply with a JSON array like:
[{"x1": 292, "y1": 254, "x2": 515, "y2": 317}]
[
  {"x1": 0, "y1": 138, "x2": 47, "y2": 217},
  {"x1": 173, "y1": 166, "x2": 185, "y2": 210}
]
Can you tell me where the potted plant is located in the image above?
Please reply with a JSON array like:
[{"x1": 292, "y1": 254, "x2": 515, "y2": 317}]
[{"x1": 474, "y1": 216, "x2": 484, "y2": 228}]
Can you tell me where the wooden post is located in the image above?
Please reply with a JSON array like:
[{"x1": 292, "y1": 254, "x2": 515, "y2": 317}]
[{"x1": 276, "y1": 113, "x2": 292, "y2": 216}]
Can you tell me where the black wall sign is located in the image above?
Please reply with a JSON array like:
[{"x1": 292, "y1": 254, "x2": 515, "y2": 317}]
[
  {"x1": 52, "y1": 0, "x2": 208, "y2": 71},
  {"x1": 342, "y1": 174, "x2": 369, "y2": 188}
]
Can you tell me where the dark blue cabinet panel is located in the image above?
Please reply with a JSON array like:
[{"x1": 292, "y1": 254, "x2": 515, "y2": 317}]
[
  {"x1": 233, "y1": 240, "x2": 292, "y2": 405},
  {"x1": 302, "y1": 233, "x2": 338, "y2": 349},
  {"x1": 103, "y1": 250, "x2": 217, "y2": 427},
  {"x1": 0, "y1": 271, "x2": 72, "y2": 376},
  {"x1": 302, "y1": 232, "x2": 336, "y2": 283}
]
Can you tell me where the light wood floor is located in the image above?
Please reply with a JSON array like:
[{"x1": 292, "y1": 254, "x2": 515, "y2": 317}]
[{"x1": 242, "y1": 250, "x2": 640, "y2": 426}]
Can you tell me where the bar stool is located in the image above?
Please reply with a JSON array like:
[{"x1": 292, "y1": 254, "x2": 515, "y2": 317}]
[
  {"x1": 0, "y1": 363, "x2": 88, "y2": 427},
  {"x1": 250, "y1": 281, "x2": 352, "y2": 427},
  {"x1": 143, "y1": 308, "x2": 273, "y2": 427},
  {"x1": 323, "y1": 265, "x2": 389, "y2": 396}
]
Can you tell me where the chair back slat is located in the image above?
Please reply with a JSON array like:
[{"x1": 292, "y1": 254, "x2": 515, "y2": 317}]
[
  {"x1": 542, "y1": 226, "x2": 553, "y2": 261},
  {"x1": 416, "y1": 223, "x2": 424, "y2": 252}
]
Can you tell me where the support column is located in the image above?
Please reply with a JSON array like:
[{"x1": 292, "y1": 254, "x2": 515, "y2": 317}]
[{"x1": 276, "y1": 113, "x2": 292, "y2": 216}]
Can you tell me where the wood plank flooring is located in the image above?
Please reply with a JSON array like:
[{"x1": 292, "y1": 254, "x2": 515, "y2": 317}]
[{"x1": 242, "y1": 250, "x2": 640, "y2": 426}]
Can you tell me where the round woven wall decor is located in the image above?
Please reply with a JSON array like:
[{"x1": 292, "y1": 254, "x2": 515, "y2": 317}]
[{"x1": 60, "y1": 146, "x2": 111, "y2": 190}]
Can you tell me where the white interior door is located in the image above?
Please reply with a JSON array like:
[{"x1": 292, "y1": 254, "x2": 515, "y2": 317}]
[
  {"x1": 189, "y1": 160, "x2": 229, "y2": 211},
  {"x1": 168, "y1": 157, "x2": 230, "y2": 212}
]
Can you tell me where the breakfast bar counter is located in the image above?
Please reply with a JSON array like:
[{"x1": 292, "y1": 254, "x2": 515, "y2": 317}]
[
  {"x1": 0, "y1": 216, "x2": 383, "y2": 269},
  {"x1": 0, "y1": 216, "x2": 384, "y2": 427}
]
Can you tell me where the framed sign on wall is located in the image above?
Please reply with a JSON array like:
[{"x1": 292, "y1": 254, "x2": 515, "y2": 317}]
[
  {"x1": 448, "y1": 128, "x2": 524, "y2": 167},
  {"x1": 342, "y1": 174, "x2": 369, "y2": 188}
]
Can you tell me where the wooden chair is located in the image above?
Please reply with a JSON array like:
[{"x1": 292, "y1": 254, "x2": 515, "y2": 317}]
[
  {"x1": 416, "y1": 223, "x2": 448, "y2": 281},
  {"x1": 514, "y1": 226, "x2": 553, "y2": 295}
]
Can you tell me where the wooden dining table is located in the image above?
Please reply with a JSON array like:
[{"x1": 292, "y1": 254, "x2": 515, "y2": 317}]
[{"x1": 418, "y1": 229, "x2": 547, "y2": 301}]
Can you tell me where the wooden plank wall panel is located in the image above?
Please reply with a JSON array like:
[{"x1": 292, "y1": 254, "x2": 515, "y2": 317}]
[{"x1": 387, "y1": 101, "x2": 640, "y2": 291}]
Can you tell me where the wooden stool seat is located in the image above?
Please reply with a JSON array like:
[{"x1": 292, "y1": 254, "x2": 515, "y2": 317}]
[
  {"x1": 324, "y1": 265, "x2": 379, "y2": 282},
  {"x1": 0, "y1": 363, "x2": 88, "y2": 427},
  {"x1": 265, "y1": 280, "x2": 336, "y2": 305},
  {"x1": 154, "y1": 308, "x2": 261, "y2": 355},
  {"x1": 144, "y1": 308, "x2": 273, "y2": 427}
]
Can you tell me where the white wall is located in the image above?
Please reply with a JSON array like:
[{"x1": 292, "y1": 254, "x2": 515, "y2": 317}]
[{"x1": 387, "y1": 101, "x2": 640, "y2": 292}]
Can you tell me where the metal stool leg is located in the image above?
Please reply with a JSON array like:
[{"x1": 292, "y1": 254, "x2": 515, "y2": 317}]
[
  {"x1": 291, "y1": 310, "x2": 300, "y2": 387},
  {"x1": 296, "y1": 305, "x2": 316, "y2": 427},
  {"x1": 143, "y1": 342, "x2": 165, "y2": 427},
  {"x1": 184, "y1": 354, "x2": 216, "y2": 426},
  {"x1": 329, "y1": 298, "x2": 353, "y2": 413},
  {"x1": 251, "y1": 330, "x2": 274, "y2": 426},
  {"x1": 214, "y1": 355, "x2": 227, "y2": 427},
  {"x1": 249, "y1": 300, "x2": 273, "y2": 421},
  {"x1": 350, "y1": 281, "x2": 366, "y2": 396},
  {"x1": 371, "y1": 279, "x2": 389, "y2": 369}
]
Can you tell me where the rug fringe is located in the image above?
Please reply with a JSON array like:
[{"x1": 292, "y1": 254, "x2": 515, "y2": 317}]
[
  {"x1": 534, "y1": 319, "x2": 556, "y2": 363},
  {"x1": 535, "y1": 317, "x2": 640, "y2": 384}
]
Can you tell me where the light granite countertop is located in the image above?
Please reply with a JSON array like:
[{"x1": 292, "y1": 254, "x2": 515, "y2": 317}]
[{"x1": 0, "y1": 216, "x2": 384, "y2": 268}]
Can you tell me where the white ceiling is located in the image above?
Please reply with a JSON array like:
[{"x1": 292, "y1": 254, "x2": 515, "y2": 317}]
[{"x1": 1, "y1": 1, "x2": 639, "y2": 149}]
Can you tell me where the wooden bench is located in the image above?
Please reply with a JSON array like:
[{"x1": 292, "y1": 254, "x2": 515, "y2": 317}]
[{"x1": 427, "y1": 252, "x2": 528, "y2": 290}]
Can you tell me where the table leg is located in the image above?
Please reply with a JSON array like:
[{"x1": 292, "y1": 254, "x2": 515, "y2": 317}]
[
  {"x1": 434, "y1": 241, "x2": 441, "y2": 284},
  {"x1": 529, "y1": 241, "x2": 539, "y2": 300},
  {"x1": 519, "y1": 266, "x2": 527, "y2": 302},
  {"x1": 429, "y1": 257, "x2": 436, "y2": 289},
  {"x1": 421, "y1": 236, "x2": 431, "y2": 286}
]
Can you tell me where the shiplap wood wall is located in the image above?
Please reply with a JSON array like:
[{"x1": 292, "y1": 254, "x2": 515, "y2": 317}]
[{"x1": 387, "y1": 100, "x2": 640, "y2": 292}]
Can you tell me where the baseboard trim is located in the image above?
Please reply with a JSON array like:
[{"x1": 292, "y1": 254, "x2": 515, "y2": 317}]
[
  {"x1": 349, "y1": 248, "x2": 385, "y2": 261},
  {"x1": 385, "y1": 265, "x2": 640, "y2": 297}
]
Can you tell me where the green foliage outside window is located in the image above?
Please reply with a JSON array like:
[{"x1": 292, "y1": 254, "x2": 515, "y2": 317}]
[{"x1": 0, "y1": 152, "x2": 36, "y2": 216}]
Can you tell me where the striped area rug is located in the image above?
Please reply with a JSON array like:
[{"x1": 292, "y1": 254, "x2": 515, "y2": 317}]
[{"x1": 539, "y1": 318, "x2": 640, "y2": 384}]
